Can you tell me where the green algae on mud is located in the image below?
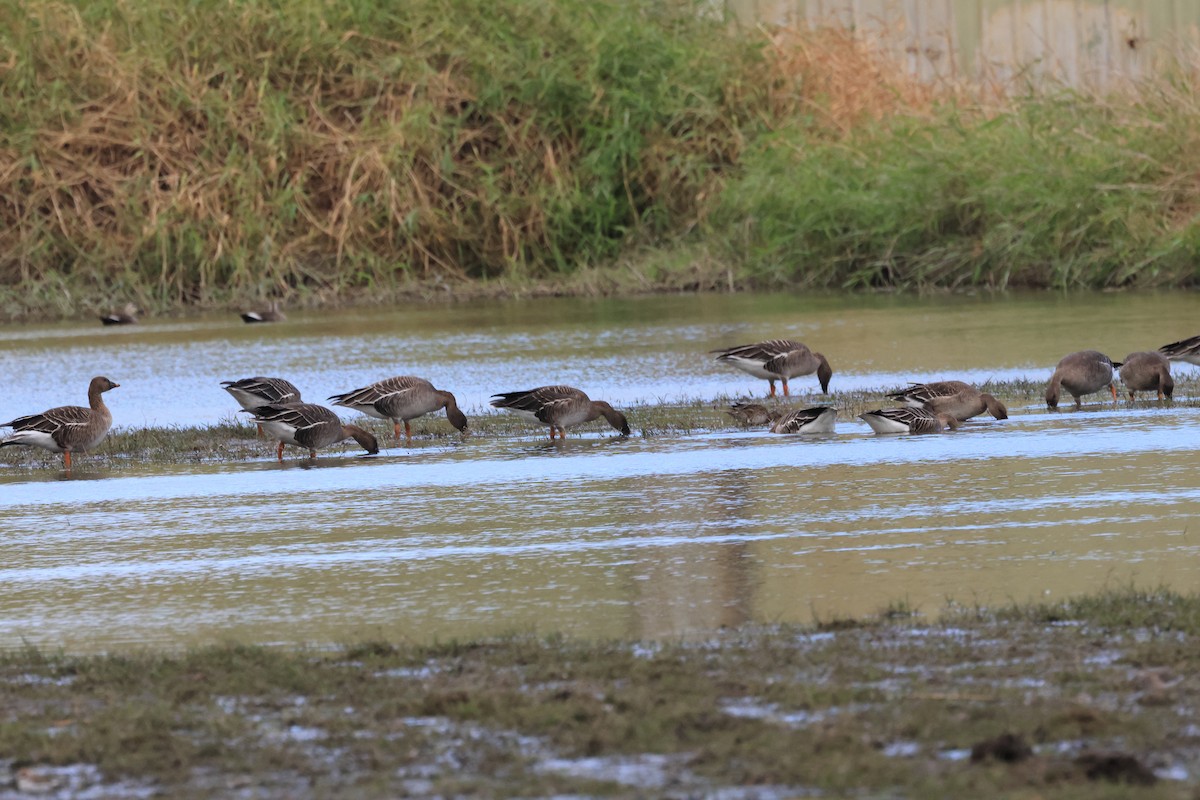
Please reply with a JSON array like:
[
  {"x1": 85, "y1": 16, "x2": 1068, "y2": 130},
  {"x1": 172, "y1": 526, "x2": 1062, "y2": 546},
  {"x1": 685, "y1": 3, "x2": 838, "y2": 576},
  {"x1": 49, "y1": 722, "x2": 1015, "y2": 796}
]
[{"x1": 0, "y1": 587, "x2": 1195, "y2": 797}]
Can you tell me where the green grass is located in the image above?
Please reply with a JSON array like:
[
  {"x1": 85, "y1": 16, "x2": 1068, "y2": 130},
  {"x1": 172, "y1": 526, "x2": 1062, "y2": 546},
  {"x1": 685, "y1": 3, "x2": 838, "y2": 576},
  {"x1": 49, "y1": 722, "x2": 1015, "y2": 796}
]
[
  {"x1": 0, "y1": 587, "x2": 1196, "y2": 796},
  {"x1": 2, "y1": 1, "x2": 1200, "y2": 319}
]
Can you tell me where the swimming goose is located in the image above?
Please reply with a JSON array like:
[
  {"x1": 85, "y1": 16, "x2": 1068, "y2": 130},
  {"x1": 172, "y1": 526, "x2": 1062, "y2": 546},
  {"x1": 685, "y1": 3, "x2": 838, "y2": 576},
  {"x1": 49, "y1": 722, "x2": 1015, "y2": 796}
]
[
  {"x1": 329, "y1": 376, "x2": 468, "y2": 442},
  {"x1": 490, "y1": 386, "x2": 630, "y2": 440},
  {"x1": 241, "y1": 301, "x2": 286, "y2": 323},
  {"x1": 1119, "y1": 351, "x2": 1174, "y2": 401},
  {"x1": 1045, "y1": 351, "x2": 1121, "y2": 409},
  {"x1": 248, "y1": 403, "x2": 379, "y2": 462},
  {"x1": 1, "y1": 376, "x2": 119, "y2": 469},
  {"x1": 222, "y1": 377, "x2": 303, "y2": 436},
  {"x1": 770, "y1": 406, "x2": 837, "y2": 434},
  {"x1": 726, "y1": 402, "x2": 777, "y2": 426},
  {"x1": 1157, "y1": 335, "x2": 1200, "y2": 366},
  {"x1": 859, "y1": 407, "x2": 959, "y2": 434},
  {"x1": 887, "y1": 380, "x2": 1008, "y2": 421},
  {"x1": 100, "y1": 303, "x2": 138, "y2": 326},
  {"x1": 710, "y1": 339, "x2": 833, "y2": 397}
]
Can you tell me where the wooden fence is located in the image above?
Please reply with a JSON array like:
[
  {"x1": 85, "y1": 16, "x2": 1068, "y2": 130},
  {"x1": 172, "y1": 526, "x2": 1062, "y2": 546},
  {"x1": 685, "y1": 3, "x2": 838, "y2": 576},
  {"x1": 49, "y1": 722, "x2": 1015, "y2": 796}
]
[{"x1": 727, "y1": 0, "x2": 1200, "y2": 90}]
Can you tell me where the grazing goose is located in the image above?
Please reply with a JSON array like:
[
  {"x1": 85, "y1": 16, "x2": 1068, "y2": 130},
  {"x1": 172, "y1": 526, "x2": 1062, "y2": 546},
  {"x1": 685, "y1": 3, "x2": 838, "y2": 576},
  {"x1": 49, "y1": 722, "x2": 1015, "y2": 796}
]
[
  {"x1": 490, "y1": 386, "x2": 630, "y2": 440},
  {"x1": 710, "y1": 339, "x2": 833, "y2": 397},
  {"x1": 726, "y1": 402, "x2": 777, "y2": 426},
  {"x1": 1045, "y1": 350, "x2": 1121, "y2": 409},
  {"x1": 887, "y1": 380, "x2": 1008, "y2": 421},
  {"x1": 248, "y1": 403, "x2": 379, "y2": 462},
  {"x1": 1, "y1": 376, "x2": 119, "y2": 469},
  {"x1": 329, "y1": 376, "x2": 467, "y2": 442},
  {"x1": 221, "y1": 377, "x2": 303, "y2": 436},
  {"x1": 770, "y1": 406, "x2": 837, "y2": 434},
  {"x1": 1119, "y1": 351, "x2": 1174, "y2": 401},
  {"x1": 1157, "y1": 334, "x2": 1200, "y2": 366},
  {"x1": 100, "y1": 303, "x2": 138, "y2": 326},
  {"x1": 241, "y1": 301, "x2": 286, "y2": 323},
  {"x1": 860, "y1": 407, "x2": 959, "y2": 435}
]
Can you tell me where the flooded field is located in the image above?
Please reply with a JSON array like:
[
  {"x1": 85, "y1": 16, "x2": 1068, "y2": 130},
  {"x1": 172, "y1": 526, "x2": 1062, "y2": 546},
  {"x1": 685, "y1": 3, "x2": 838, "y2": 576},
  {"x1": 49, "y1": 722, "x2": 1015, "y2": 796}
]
[{"x1": 1, "y1": 291, "x2": 1198, "y2": 651}]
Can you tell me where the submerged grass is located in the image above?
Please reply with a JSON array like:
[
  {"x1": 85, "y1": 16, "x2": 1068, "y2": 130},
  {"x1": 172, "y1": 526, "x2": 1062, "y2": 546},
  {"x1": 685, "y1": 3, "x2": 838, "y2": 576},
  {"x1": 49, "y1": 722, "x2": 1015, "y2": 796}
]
[
  {"x1": 1, "y1": 0, "x2": 1200, "y2": 320},
  {"x1": 1, "y1": 376, "x2": 1196, "y2": 468},
  {"x1": 0, "y1": 587, "x2": 1196, "y2": 797}
]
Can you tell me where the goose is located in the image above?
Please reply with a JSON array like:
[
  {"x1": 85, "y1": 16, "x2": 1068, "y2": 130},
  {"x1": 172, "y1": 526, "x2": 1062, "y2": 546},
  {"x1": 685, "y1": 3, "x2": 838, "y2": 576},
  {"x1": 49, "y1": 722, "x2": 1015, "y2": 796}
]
[
  {"x1": 100, "y1": 303, "x2": 138, "y2": 326},
  {"x1": 221, "y1": 377, "x2": 303, "y2": 436},
  {"x1": 710, "y1": 339, "x2": 832, "y2": 397},
  {"x1": 887, "y1": 380, "x2": 1007, "y2": 421},
  {"x1": 770, "y1": 406, "x2": 837, "y2": 434},
  {"x1": 241, "y1": 301, "x2": 286, "y2": 323},
  {"x1": 1, "y1": 376, "x2": 119, "y2": 469},
  {"x1": 329, "y1": 376, "x2": 467, "y2": 442},
  {"x1": 248, "y1": 403, "x2": 379, "y2": 462},
  {"x1": 705, "y1": 340, "x2": 830, "y2": 398},
  {"x1": 1119, "y1": 351, "x2": 1173, "y2": 401},
  {"x1": 860, "y1": 407, "x2": 959, "y2": 434},
  {"x1": 1045, "y1": 351, "x2": 1121, "y2": 409},
  {"x1": 490, "y1": 386, "x2": 630, "y2": 440},
  {"x1": 1157, "y1": 335, "x2": 1200, "y2": 366}
]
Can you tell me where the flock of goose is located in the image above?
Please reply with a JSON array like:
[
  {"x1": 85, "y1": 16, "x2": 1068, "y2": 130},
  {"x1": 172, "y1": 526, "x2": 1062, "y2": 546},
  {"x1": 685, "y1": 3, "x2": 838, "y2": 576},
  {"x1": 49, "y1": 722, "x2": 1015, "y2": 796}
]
[{"x1": 2, "y1": 329, "x2": 1199, "y2": 471}]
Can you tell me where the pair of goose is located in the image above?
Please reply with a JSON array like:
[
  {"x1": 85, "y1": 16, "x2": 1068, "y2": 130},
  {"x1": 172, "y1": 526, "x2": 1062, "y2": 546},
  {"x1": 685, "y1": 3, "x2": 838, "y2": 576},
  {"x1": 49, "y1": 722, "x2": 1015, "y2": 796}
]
[
  {"x1": 222, "y1": 375, "x2": 467, "y2": 461},
  {"x1": 222, "y1": 377, "x2": 628, "y2": 461},
  {"x1": 99, "y1": 301, "x2": 288, "y2": 326},
  {"x1": 727, "y1": 379, "x2": 1002, "y2": 436}
]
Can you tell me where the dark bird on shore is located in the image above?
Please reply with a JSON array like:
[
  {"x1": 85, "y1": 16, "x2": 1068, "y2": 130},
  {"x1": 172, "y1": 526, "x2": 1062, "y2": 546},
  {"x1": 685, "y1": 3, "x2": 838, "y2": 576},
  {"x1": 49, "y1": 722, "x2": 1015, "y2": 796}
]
[
  {"x1": 711, "y1": 339, "x2": 832, "y2": 397},
  {"x1": 100, "y1": 303, "x2": 138, "y2": 326},
  {"x1": 241, "y1": 301, "x2": 286, "y2": 323},
  {"x1": 490, "y1": 386, "x2": 630, "y2": 440},
  {"x1": 1, "y1": 376, "x2": 119, "y2": 470}
]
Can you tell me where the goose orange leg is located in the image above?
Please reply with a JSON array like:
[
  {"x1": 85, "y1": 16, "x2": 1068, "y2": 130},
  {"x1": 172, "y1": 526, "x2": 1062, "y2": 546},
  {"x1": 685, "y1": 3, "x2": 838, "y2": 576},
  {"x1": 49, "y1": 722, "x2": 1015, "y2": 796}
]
[
  {"x1": 63, "y1": 451, "x2": 72, "y2": 470},
  {"x1": 782, "y1": 378, "x2": 790, "y2": 397},
  {"x1": 768, "y1": 381, "x2": 776, "y2": 398},
  {"x1": 1109, "y1": 383, "x2": 1118, "y2": 402},
  {"x1": 276, "y1": 441, "x2": 285, "y2": 462}
]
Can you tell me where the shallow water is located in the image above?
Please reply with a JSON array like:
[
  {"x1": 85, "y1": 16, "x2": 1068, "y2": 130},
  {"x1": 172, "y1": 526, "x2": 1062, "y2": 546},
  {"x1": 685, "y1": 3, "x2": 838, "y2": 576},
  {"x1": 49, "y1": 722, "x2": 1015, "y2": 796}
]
[{"x1": 1, "y1": 292, "x2": 1198, "y2": 651}]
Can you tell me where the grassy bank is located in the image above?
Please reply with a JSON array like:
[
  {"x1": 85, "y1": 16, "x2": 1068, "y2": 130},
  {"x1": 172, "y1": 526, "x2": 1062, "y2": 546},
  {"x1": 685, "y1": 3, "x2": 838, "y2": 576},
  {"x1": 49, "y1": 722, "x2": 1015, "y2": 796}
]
[
  {"x1": 1, "y1": 1, "x2": 1200, "y2": 320},
  {"x1": 0, "y1": 587, "x2": 1196, "y2": 797}
]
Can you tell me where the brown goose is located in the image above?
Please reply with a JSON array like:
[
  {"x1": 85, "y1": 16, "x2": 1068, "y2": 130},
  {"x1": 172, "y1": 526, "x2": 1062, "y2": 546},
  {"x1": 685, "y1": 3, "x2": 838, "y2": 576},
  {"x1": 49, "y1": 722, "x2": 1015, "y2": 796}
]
[
  {"x1": 490, "y1": 386, "x2": 630, "y2": 440},
  {"x1": 726, "y1": 402, "x2": 777, "y2": 426},
  {"x1": 1, "y1": 376, "x2": 119, "y2": 469},
  {"x1": 887, "y1": 380, "x2": 1008, "y2": 421},
  {"x1": 100, "y1": 303, "x2": 138, "y2": 326},
  {"x1": 770, "y1": 406, "x2": 837, "y2": 434},
  {"x1": 1157, "y1": 334, "x2": 1200, "y2": 366},
  {"x1": 329, "y1": 376, "x2": 467, "y2": 442},
  {"x1": 711, "y1": 339, "x2": 832, "y2": 397},
  {"x1": 860, "y1": 407, "x2": 959, "y2": 434},
  {"x1": 1119, "y1": 351, "x2": 1173, "y2": 401},
  {"x1": 241, "y1": 301, "x2": 286, "y2": 323},
  {"x1": 1045, "y1": 351, "x2": 1121, "y2": 409},
  {"x1": 248, "y1": 403, "x2": 379, "y2": 462},
  {"x1": 221, "y1": 377, "x2": 303, "y2": 436}
]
